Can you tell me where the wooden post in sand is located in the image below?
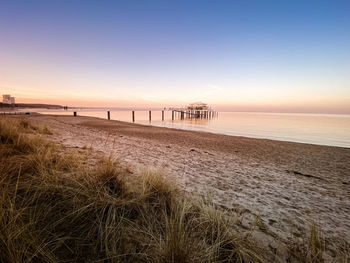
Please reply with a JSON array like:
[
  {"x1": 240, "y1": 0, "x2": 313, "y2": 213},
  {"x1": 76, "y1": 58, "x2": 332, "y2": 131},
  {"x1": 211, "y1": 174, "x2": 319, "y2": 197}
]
[
  {"x1": 132, "y1": 111, "x2": 135, "y2": 122},
  {"x1": 172, "y1": 110, "x2": 174, "y2": 121},
  {"x1": 149, "y1": 111, "x2": 151, "y2": 122},
  {"x1": 73, "y1": 111, "x2": 77, "y2": 117},
  {"x1": 162, "y1": 110, "x2": 164, "y2": 121},
  {"x1": 107, "y1": 111, "x2": 110, "y2": 120}
]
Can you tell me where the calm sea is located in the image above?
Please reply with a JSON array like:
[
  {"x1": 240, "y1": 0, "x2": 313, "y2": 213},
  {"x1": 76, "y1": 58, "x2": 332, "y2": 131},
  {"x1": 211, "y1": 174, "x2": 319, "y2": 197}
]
[{"x1": 14, "y1": 108, "x2": 350, "y2": 148}]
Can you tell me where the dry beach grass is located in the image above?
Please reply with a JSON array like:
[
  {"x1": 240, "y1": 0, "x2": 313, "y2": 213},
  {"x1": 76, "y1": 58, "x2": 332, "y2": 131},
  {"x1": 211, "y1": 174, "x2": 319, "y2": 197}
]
[
  {"x1": 0, "y1": 117, "x2": 269, "y2": 262},
  {"x1": 0, "y1": 116, "x2": 349, "y2": 262}
]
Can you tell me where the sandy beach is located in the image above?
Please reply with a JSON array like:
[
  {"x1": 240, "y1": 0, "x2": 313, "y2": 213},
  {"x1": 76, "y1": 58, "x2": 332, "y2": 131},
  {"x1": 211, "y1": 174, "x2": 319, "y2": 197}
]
[{"x1": 13, "y1": 114, "x2": 350, "y2": 247}]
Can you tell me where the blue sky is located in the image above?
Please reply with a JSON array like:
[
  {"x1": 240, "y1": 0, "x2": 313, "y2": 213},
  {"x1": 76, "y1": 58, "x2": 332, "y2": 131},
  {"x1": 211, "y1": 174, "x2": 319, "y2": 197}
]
[{"x1": 0, "y1": 0, "x2": 349, "y2": 112}]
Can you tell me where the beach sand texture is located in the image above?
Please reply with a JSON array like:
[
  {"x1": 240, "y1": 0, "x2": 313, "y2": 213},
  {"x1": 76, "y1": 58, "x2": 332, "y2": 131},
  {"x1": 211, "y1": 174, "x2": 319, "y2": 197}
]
[{"x1": 17, "y1": 114, "x2": 350, "y2": 245}]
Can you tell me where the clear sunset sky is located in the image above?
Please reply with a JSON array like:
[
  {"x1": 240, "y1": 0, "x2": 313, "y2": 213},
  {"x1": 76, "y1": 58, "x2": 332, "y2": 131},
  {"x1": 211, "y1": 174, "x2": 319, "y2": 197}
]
[{"x1": 0, "y1": 0, "x2": 349, "y2": 113}]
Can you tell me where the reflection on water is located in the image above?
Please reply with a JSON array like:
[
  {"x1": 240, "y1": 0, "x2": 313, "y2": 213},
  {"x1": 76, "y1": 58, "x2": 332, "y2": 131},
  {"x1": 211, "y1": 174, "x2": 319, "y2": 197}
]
[
  {"x1": 182, "y1": 117, "x2": 212, "y2": 125},
  {"x1": 12, "y1": 108, "x2": 350, "y2": 148}
]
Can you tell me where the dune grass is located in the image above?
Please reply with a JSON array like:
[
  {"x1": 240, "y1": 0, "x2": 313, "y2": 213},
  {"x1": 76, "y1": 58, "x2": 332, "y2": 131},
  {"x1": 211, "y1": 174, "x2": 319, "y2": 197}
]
[
  {"x1": 0, "y1": 117, "x2": 270, "y2": 262},
  {"x1": 0, "y1": 117, "x2": 348, "y2": 263}
]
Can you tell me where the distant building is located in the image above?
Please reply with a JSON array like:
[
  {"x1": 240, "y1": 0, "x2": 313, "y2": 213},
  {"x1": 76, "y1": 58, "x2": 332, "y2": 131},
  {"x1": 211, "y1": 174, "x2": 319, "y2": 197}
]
[
  {"x1": 2, "y1": 94, "x2": 15, "y2": 104},
  {"x1": 187, "y1": 102, "x2": 209, "y2": 110},
  {"x1": 2, "y1": 95, "x2": 11, "y2": 104}
]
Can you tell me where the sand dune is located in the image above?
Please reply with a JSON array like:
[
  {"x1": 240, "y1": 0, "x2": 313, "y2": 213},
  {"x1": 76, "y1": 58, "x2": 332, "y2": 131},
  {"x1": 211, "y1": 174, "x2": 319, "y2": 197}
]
[{"x1": 17, "y1": 114, "x2": 350, "y2": 246}]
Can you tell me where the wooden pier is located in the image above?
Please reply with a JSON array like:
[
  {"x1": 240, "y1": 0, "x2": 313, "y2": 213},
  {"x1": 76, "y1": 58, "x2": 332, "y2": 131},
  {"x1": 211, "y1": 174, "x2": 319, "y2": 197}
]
[
  {"x1": 67, "y1": 109, "x2": 218, "y2": 122},
  {"x1": 171, "y1": 109, "x2": 218, "y2": 119}
]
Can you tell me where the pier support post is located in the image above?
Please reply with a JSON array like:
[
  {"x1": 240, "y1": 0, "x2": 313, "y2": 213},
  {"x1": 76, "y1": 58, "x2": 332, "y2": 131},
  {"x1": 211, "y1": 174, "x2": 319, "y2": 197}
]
[
  {"x1": 107, "y1": 111, "x2": 110, "y2": 120},
  {"x1": 162, "y1": 110, "x2": 164, "y2": 121},
  {"x1": 149, "y1": 111, "x2": 152, "y2": 122},
  {"x1": 172, "y1": 110, "x2": 174, "y2": 121},
  {"x1": 132, "y1": 111, "x2": 135, "y2": 122}
]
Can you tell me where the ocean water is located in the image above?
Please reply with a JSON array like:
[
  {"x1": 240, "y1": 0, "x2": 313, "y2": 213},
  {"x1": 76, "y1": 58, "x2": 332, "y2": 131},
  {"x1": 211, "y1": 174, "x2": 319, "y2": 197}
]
[{"x1": 14, "y1": 108, "x2": 350, "y2": 148}]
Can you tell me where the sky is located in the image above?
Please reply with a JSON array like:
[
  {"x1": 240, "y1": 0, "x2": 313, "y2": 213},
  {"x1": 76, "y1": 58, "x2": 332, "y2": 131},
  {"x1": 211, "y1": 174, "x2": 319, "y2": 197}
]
[{"x1": 0, "y1": 0, "x2": 349, "y2": 113}]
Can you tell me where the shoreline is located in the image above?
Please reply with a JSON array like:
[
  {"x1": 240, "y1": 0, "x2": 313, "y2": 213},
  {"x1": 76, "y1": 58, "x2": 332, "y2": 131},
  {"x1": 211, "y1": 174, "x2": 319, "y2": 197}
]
[
  {"x1": 31, "y1": 112, "x2": 350, "y2": 149},
  {"x1": 6, "y1": 114, "x2": 350, "y2": 245},
  {"x1": 15, "y1": 111, "x2": 350, "y2": 149}
]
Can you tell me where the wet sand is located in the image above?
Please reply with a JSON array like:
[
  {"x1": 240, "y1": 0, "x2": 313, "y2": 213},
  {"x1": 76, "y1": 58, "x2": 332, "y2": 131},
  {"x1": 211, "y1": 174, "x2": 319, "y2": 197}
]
[{"x1": 13, "y1": 114, "x2": 350, "y2": 245}]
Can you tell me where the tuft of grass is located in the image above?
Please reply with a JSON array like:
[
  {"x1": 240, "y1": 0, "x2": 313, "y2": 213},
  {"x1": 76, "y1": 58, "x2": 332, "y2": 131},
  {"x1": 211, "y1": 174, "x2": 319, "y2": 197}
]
[
  {"x1": 19, "y1": 119, "x2": 52, "y2": 135},
  {"x1": 255, "y1": 215, "x2": 267, "y2": 232},
  {"x1": 287, "y1": 223, "x2": 327, "y2": 263},
  {"x1": 40, "y1": 125, "x2": 53, "y2": 135}
]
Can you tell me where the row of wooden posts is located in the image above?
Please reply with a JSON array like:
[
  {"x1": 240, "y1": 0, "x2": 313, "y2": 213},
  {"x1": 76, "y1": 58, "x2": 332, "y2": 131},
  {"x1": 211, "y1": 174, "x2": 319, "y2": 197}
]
[{"x1": 73, "y1": 110, "x2": 218, "y2": 122}]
